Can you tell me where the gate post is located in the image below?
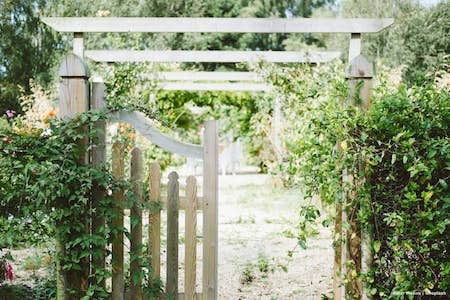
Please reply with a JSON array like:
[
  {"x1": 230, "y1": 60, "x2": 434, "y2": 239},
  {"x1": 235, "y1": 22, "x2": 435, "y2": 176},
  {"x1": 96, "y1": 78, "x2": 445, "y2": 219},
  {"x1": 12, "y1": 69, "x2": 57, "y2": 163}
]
[
  {"x1": 345, "y1": 55, "x2": 374, "y2": 299},
  {"x1": 57, "y1": 53, "x2": 90, "y2": 299},
  {"x1": 91, "y1": 77, "x2": 107, "y2": 291},
  {"x1": 203, "y1": 120, "x2": 219, "y2": 300}
]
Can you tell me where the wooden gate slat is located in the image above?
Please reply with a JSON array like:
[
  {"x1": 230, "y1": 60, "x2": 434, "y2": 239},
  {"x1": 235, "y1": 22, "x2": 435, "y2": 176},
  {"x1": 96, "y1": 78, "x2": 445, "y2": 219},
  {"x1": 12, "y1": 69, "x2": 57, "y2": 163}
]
[
  {"x1": 91, "y1": 80, "x2": 107, "y2": 290},
  {"x1": 185, "y1": 176, "x2": 198, "y2": 299},
  {"x1": 111, "y1": 142, "x2": 125, "y2": 300},
  {"x1": 148, "y1": 162, "x2": 162, "y2": 280},
  {"x1": 166, "y1": 171, "x2": 180, "y2": 298},
  {"x1": 130, "y1": 147, "x2": 143, "y2": 299},
  {"x1": 202, "y1": 120, "x2": 219, "y2": 300}
]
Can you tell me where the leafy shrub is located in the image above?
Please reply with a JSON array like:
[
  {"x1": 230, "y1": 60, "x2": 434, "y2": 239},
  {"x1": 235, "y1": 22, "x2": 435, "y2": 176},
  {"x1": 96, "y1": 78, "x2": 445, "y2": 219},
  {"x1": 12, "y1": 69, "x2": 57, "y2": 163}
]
[
  {"x1": 266, "y1": 60, "x2": 450, "y2": 297},
  {"x1": 354, "y1": 84, "x2": 450, "y2": 296}
]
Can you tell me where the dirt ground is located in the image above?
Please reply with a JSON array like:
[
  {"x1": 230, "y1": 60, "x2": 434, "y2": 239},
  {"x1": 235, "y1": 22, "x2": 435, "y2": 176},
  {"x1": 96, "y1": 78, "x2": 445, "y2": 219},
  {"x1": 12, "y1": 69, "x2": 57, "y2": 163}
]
[
  {"x1": 215, "y1": 173, "x2": 333, "y2": 299},
  {"x1": 6, "y1": 173, "x2": 334, "y2": 300}
]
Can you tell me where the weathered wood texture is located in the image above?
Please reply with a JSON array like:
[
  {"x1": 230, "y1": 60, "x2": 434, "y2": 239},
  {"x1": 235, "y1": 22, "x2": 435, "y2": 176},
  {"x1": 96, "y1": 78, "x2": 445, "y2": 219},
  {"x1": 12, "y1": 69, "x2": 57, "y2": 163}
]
[
  {"x1": 130, "y1": 148, "x2": 144, "y2": 299},
  {"x1": 111, "y1": 142, "x2": 125, "y2": 300},
  {"x1": 166, "y1": 172, "x2": 180, "y2": 299},
  {"x1": 85, "y1": 50, "x2": 340, "y2": 63},
  {"x1": 42, "y1": 17, "x2": 394, "y2": 33},
  {"x1": 348, "y1": 33, "x2": 361, "y2": 62},
  {"x1": 91, "y1": 80, "x2": 107, "y2": 291},
  {"x1": 160, "y1": 195, "x2": 204, "y2": 210},
  {"x1": 185, "y1": 176, "x2": 198, "y2": 300},
  {"x1": 59, "y1": 54, "x2": 89, "y2": 120},
  {"x1": 148, "y1": 163, "x2": 162, "y2": 281},
  {"x1": 73, "y1": 32, "x2": 84, "y2": 57},
  {"x1": 202, "y1": 120, "x2": 219, "y2": 300},
  {"x1": 57, "y1": 54, "x2": 90, "y2": 299},
  {"x1": 346, "y1": 55, "x2": 374, "y2": 109},
  {"x1": 348, "y1": 55, "x2": 374, "y2": 300},
  {"x1": 108, "y1": 111, "x2": 203, "y2": 159},
  {"x1": 338, "y1": 55, "x2": 374, "y2": 300},
  {"x1": 106, "y1": 124, "x2": 216, "y2": 300}
]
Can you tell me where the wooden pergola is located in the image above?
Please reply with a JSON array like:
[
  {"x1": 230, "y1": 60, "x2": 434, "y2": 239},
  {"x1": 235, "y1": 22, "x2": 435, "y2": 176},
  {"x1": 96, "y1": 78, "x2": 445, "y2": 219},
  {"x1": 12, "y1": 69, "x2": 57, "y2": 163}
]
[
  {"x1": 43, "y1": 17, "x2": 392, "y2": 92},
  {"x1": 43, "y1": 16, "x2": 393, "y2": 300}
]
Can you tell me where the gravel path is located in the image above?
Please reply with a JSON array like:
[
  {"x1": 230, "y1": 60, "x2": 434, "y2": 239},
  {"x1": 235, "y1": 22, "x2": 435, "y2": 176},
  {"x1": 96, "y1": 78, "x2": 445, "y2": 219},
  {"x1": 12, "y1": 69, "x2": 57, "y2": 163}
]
[{"x1": 216, "y1": 174, "x2": 333, "y2": 299}]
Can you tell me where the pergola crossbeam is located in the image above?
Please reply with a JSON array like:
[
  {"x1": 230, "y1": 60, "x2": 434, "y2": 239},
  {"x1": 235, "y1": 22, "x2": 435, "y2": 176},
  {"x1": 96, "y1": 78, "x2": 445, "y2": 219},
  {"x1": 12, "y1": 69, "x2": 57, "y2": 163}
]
[
  {"x1": 154, "y1": 72, "x2": 262, "y2": 82},
  {"x1": 42, "y1": 17, "x2": 394, "y2": 33},
  {"x1": 158, "y1": 82, "x2": 271, "y2": 91},
  {"x1": 85, "y1": 50, "x2": 340, "y2": 63}
]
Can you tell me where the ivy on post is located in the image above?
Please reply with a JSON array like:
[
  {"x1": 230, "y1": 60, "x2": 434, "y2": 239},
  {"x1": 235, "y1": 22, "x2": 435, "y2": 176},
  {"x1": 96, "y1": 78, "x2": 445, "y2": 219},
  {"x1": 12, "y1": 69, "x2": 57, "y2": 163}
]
[
  {"x1": 58, "y1": 53, "x2": 90, "y2": 299},
  {"x1": 345, "y1": 54, "x2": 374, "y2": 300}
]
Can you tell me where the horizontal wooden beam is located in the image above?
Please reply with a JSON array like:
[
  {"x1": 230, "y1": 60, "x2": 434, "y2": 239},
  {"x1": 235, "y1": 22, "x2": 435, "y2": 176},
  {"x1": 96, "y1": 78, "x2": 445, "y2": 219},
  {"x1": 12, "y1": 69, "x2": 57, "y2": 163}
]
[
  {"x1": 154, "y1": 71, "x2": 262, "y2": 82},
  {"x1": 85, "y1": 50, "x2": 341, "y2": 63},
  {"x1": 42, "y1": 17, "x2": 394, "y2": 33},
  {"x1": 159, "y1": 82, "x2": 271, "y2": 91}
]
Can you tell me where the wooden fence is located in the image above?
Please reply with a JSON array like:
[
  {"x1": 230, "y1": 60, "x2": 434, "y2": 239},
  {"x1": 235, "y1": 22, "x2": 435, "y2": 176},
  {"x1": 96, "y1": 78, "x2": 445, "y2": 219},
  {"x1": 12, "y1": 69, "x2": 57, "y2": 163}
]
[
  {"x1": 58, "y1": 54, "x2": 218, "y2": 300},
  {"x1": 110, "y1": 145, "x2": 206, "y2": 299}
]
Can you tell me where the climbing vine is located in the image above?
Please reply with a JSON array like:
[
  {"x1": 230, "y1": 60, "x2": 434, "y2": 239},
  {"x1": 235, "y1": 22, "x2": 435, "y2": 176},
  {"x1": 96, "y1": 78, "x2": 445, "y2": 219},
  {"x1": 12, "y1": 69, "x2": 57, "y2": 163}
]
[{"x1": 0, "y1": 110, "x2": 161, "y2": 298}]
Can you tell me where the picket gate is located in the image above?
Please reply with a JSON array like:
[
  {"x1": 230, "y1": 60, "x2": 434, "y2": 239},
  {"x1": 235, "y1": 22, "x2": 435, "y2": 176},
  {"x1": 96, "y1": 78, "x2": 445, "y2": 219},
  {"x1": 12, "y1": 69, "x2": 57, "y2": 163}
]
[{"x1": 106, "y1": 115, "x2": 218, "y2": 300}]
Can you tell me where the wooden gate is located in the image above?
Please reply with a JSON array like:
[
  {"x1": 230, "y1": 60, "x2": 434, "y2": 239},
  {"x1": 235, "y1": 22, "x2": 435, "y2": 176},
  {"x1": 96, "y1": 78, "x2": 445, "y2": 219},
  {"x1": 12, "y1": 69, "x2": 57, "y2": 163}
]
[
  {"x1": 59, "y1": 54, "x2": 218, "y2": 299},
  {"x1": 107, "y1": 112, "x2": 219, "y2": 300}
]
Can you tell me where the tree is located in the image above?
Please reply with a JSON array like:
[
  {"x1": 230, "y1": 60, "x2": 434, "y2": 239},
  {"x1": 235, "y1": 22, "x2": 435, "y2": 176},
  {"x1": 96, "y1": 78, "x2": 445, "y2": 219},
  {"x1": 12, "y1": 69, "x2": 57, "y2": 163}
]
[
  {"x1": 338, "y1": 0, "x2": 450, "y2": 85},
  {"x1": 0, "y1": 0, "x2": 62, "y2": 114}
]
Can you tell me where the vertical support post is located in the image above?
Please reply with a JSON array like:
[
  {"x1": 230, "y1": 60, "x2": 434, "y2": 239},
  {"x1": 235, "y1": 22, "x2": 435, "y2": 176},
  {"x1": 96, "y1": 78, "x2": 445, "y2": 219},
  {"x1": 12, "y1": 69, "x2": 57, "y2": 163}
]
[
  {"x1": 333, "y1": 201, "x2": 343, "y2": 300},
  {"x1": 91, "y1": 78, "x2": 106, "y2": 291},
  {"x1": 130, "y1": 147, "x2": 144, "y2": 299},
  {"x1": 202, "y1": 120, "x2": 219, "y2": 300},
  {"x1": 73, "y1": 32, "x2": 84, "y2": 58},
  {"x1": 334, "y1": 32, "x2": 363, "y2": 300},
  {"x1": 112, "y1": 142, "x2": 125, "y2": 300},
  {"x1": 166, "y1": 172, "x2": 180, "y2": 299},
  {"x1": 185, "y1": 176, "x2": 198, "y2": 300},
  {"x1": 148, "y1": 163, "x2": 162, "y2": 281},
  {"x1": 348, "y1": 33, "x2": 361, "y2": 62},
  {"x1": 57, "y1": 54, "x2": 90, "y2": 299},
  {"x1": 346, "y1": 55, "x2": 374, "y2": 300}
]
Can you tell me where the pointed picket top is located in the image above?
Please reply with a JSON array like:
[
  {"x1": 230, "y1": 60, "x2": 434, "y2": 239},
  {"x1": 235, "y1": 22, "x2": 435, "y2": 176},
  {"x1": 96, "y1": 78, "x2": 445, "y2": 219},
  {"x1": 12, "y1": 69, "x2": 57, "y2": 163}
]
[
  {"x1": 131, "y1": 147, "x2": 143, "y2": 180},
  {"x1": 168, "y1": 171, "x2": 179, "y2": 182}
]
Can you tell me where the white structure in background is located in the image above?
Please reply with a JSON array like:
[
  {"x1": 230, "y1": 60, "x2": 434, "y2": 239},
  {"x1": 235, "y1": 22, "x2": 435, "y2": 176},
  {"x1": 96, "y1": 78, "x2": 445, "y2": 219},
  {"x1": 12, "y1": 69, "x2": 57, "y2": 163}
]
[
  {"x1": 185, "y1": 131, "x2": 244, "y2": 176},
  {"x1": 219, "y1": 137, "x2": 243, "y2": 176}
]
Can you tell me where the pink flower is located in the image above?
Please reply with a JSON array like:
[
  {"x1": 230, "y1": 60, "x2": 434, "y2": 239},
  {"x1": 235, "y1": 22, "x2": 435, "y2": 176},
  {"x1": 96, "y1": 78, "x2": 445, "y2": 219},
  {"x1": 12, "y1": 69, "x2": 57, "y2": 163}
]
[
  {"x1": 5, "y1": 264, "x2": 13, "y2": 281},
  {"x1": 5, "y1": 110, "x2": 16, "y2": 119}
]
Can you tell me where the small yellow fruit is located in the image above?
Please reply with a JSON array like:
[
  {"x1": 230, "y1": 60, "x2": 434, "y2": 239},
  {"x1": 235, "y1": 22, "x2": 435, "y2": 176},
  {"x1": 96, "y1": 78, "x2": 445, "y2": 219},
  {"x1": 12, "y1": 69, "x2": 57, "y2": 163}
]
[{"x1": 340, "y1": 140, "x2": 349, "y2": 151}]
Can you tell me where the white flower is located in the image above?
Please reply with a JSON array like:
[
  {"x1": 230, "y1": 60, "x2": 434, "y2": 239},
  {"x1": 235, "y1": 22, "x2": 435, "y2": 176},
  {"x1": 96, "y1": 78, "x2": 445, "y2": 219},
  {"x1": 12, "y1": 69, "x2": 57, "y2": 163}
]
[
  {"x1": 109, "y1": 124, "x2": 118, "y2": 136},
  {"x1": 41, "y1": 128, "x2": 52, "y2": 137}
]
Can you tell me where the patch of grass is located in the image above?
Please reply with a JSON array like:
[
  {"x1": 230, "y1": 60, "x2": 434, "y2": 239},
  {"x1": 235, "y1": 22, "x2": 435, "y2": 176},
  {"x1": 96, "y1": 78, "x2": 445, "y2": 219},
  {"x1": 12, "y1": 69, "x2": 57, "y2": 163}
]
[
  {"x1": 224, "y1": 215, "x2": 256, "y2": 224},
  {"x1": 257, "y1": 254, "x2": 272, "y2": 278},
  {"x1": 239, "y1": 263, "x2": 255, "y2": 285}
]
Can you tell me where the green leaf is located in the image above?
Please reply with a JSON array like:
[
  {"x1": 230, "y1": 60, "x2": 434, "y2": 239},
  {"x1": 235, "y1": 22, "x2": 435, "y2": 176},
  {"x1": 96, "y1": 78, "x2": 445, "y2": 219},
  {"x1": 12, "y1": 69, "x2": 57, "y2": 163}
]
[{"x1": 373, "y1": 240, "x2": 381, "y2": 253}]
